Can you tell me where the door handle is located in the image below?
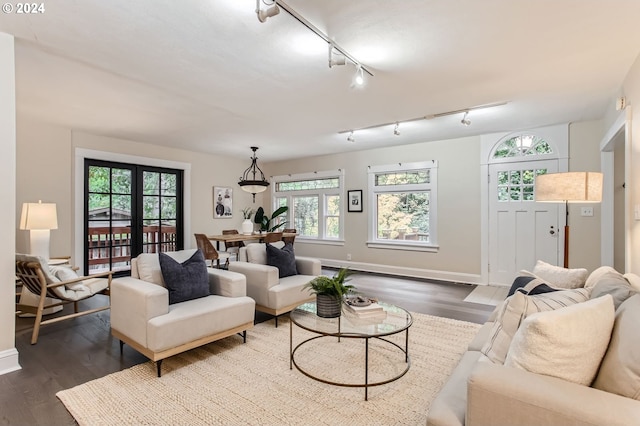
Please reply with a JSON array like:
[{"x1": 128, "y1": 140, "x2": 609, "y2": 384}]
[{"x1": 549, "y1": 226, "x2": 556, "y2": 235}]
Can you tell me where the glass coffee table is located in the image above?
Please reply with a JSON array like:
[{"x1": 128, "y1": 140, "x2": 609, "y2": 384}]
[{"x1": 289, "y1": 301, "x2": 413, "y2": 400}]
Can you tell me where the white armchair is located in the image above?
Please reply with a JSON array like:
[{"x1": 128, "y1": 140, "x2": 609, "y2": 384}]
[
  {"x1": 229, "y1": 242, "x2": 321, "y2": 326},
  {"x1": 110, "y1": 249, "x2": 255, "y2": 376}
]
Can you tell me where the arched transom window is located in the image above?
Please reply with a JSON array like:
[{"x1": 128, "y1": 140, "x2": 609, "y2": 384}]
[{"x1": 493, "y1": 134, "x2": 553, "y2": 159}]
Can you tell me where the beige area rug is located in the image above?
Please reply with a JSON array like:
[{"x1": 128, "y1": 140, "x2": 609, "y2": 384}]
[{"x1": 57, "y1": 313, "x2": 480, "y2": 425}]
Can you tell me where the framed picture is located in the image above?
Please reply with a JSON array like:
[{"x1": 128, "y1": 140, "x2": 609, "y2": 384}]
[
  {"x1": 213, "y1": 187, "x2": 233, "y2": 218},
  {"x1": 347, "y1": 190, "x2": 363, "y2": 212}
]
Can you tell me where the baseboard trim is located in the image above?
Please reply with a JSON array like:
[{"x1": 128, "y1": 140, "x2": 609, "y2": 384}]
[
  {"x1": 319, "y1": 259, "x2": 483, "y2": 285},
  {"x1": 0, "y1": 348, "x2": 21, "y2": 376}
]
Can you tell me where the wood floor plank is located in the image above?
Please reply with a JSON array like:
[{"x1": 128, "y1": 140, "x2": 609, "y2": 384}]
[{"x1": 2, "y1": 270, "x2": 498, "y2": 425}]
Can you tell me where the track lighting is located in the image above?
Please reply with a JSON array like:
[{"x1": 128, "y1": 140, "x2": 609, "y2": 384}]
[
  {"x1": 328, "y1": 44, "x2": 346, "y2": 68},
  {"x1": 337, "y1": 101, "x2": 508, "y2": 137},
  {"x1": 460, "y1": 111, "x2": 471, "y2": 126},
  {"x1": 256, "y1": 0, "x2": 280, "y2": 23},
  {"x1": 347, "y1": 131, "x2": 355, "y2": 142},
  {"x1": 352, "y1": 64, "x2": 365, "y2": 87}
]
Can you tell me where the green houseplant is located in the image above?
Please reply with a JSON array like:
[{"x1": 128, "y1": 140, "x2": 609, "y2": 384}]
[
  {"x1": 254, "y1": 206, "x2": 288, "y2": 232},
  {"x1": 303, "y1": 268, "x2": 356, "y2": 318}
]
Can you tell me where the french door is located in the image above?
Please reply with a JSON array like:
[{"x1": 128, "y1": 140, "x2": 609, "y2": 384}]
[
  {"x1": 84, "y1": 159, "x2": 183, "y2": 276},
  {"x1": 488, "y1": 159, "x2": 559, "y2": 285}
]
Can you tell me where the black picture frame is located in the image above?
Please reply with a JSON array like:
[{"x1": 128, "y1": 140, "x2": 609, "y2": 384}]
[{"x1": 347, "y1": 190, "x2": 363, "y2": 212}]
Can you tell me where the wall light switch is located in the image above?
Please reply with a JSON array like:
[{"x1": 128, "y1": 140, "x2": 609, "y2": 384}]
[
  {"x1": 635, "y1": 205, "x2": 640, "y2": 221},
  {"x1": 581, "y1": 207, "x2": 594, "y2": 217}
]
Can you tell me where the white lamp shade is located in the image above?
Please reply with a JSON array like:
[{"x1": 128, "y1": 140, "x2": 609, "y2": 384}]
[
  {"x1": 20, "y1": 201, "x2": 58, "y2": 230},
  {"x1": 535, "y1": 172, "x2": 603, "y2": 203}
]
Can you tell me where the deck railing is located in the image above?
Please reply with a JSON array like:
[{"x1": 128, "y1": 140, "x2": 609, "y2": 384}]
[{"x1": 88, "y1": 225, "x2": 177, "y2": 273}]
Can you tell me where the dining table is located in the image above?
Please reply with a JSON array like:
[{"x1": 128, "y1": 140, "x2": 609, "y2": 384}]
[{"x1": 207, "y1": 232, "x2": 296, "y2": 250}]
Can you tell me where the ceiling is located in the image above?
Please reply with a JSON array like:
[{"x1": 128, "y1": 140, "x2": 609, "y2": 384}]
[{"x1": 2, "y1": 0, "x2": 640, "y2": 162}]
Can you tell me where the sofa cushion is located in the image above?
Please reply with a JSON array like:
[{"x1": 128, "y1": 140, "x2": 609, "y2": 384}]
[
  {"x1": 590, "y1": 270, "x2": 637, "y2": 310},
  {"x1": 266, "y1": 243, "x2": 298, "y2": 278},
  {"x1": 481, "y1": 288, "x2": 589, "y2": 364},
  {"x1": 504, "y1": 295, "x2": 615, "y2": 386},
  {"x1": 246, "y1": 241, "x2": 285, "y2": 265},
  {"x1": 532, "y1": 259, "x2": 588, "y2": 289},
  {"x1": 159, "y1": 250, "x2": 210, "y2": 304},
  {"x1": 592, "y1": 294, "x2": 640, "y2": 399}
]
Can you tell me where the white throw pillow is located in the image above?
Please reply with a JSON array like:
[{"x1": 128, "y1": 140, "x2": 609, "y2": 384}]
[
  {"x1": 532, "y1": 260, "x2": 588, "y2": 289},
  {"x1": 480, "y1": 288, "x2": 590, "y2": 364},
  {"x1": 246, "y1": 242, "x2": 285, "y2": 264},
  {"x1": 504, "y1": 294, "x2": 615, "y2": 386},
  {"x1": 584, "y1": 265, "x2": 619, "y2": 290},
  {"x1": 50, "y1": 265, "x2": 86, "y2": 291},
  {"x1": 623, "y1": 273, "x2": 640, "y2": 292}
]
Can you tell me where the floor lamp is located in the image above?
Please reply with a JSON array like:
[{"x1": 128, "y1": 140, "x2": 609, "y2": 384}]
[
  {"x1": 535, "y1": 172, "x2": 603, "y2": 268},
  {"x1": 19, "y1": 200, "x2": 61, "y2": 315}
]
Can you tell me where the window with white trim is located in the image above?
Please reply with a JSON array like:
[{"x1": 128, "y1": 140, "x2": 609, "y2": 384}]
[
  {"x1": 367, "y1": 161, "x2": 438, "y2": 250},
  {"x1": 273, "y1": 170, "x2": 344, "y2": 241}
]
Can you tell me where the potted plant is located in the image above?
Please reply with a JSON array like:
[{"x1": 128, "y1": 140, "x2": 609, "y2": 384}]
[
  {"x1": 303, "y1": 268, "x2": 356, "y2": 318},
  {"x1": 254, "y1": 206, "x2": 288, "y2": 233},
  {"x1": 241, "y1": 207, "x2": 254, "y2": 235}
]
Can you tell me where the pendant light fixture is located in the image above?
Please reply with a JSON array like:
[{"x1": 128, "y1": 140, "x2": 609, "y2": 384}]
[{"x1": 238, "y1": 147, "x2": 270, "y2": 202}]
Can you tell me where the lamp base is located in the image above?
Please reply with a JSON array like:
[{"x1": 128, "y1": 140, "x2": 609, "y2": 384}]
[{"x1": 29, "y1": 229, "x2": 51, "y2": 260}]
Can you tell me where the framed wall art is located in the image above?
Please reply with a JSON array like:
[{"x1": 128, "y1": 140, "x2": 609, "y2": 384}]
[
  {"x1": 213, "y1": 187, "x2": 233, "y2": 218},
  {"x1": 347, "y1": 190, "x2": 363, "y2": 212}
]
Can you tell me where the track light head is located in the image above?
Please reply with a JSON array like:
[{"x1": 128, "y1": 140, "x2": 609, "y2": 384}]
[
  {"x1": 393, "y1": 122, "x2": 400, "y2": 136},
  {"x1": 256, "y1": 0, "x2": 280, "y2": 22},
  {"x1": 347, "y1": 131, "x2": 355, "y2": 143},
  {"x1": 461, "y1": 112, "x2": 471, "y2": 126},
  {"x1": 328, "y1": 44, "x2": 346, "y2": 68},
  {"x1": 352, "y1": 64, "x2": 365, "y2": 87}
]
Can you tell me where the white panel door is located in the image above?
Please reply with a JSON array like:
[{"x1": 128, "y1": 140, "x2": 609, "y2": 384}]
[{"x1": 488, "y1": 160, "x2": 559, "y2": 285}]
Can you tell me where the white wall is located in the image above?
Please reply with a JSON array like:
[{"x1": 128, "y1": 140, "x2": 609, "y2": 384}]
[
  {"x1": 568, "y1": 120, "x2": 605, "y2": 271},
  {"x1": 621, "y1": 52, "x2": 640, "y2": 274},
  {"x1": 0, "y1": 32, "x2": 19, "y2": 374},
  {"x1": 265, "y1": 136, "x2": 483, "y2": 283},
  {"x1": 15, "y1": 122, "x2": 259, "y2": 265}
]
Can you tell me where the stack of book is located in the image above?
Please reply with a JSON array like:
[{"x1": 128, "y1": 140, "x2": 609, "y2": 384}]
[{"x1": 344, "y1": 298, "x2": 386, "y2": 318}]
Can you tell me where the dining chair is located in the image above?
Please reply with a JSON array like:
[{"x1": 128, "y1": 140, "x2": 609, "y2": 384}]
[
  {"x1": 263, "y1": 232, "x2": 284, "y2": 243},
  {"x1": 283, "y1": 228, "x2": 297, "y2": 245},
  {"x1": 222, "y1": 229, "x2": 244, "y2": 261},
  {"x1": 194, "y1": 234, "x2": 231, "y2": 268}
]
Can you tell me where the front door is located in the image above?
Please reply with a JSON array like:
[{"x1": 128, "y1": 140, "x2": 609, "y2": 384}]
[{"x1": 488, "y1": 159, "x2": 559, "y2": 285}]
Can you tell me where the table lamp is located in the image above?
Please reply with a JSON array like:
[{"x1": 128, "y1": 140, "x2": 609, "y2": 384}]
[
  {"x1": 20, "y1": 200, "x2": 58, "y2": 260},
  {"x1": 535, "y1": 172, "x2": 603, "y2": 268}
]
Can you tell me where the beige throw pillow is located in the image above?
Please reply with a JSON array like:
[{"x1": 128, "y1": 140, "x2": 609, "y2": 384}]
[
  {"x1": 532, "y1": 259, "x2": 588, "y2": 289},
  {"x1": 481, "y1": 288, "x2": 589, "y2": 364},
  {"x1": 592, "y1": 294, "x2": 640, "y2": 399},
  {"x1": 504, "y1": 295, "x2": 615, "y2": 386}
]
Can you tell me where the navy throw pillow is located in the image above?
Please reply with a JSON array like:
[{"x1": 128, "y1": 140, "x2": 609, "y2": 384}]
[
  {"x1": 266, "y1": 243, "x2": 298, "y2": 278},
  {"x1": 159, "y1": 250, "x2": 210, "y2": 304},
  {"x1": 507, "y1": 275, "x2": 536, "y2": 297}
]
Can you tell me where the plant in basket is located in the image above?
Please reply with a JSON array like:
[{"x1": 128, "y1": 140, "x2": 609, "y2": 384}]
[{"x1": 303, "y1": 268, "x2": 356, "y2": 318}]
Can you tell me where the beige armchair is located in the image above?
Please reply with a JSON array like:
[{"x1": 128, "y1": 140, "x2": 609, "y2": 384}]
[
  {"x1": 110, "y1": 249, "x2": 255, "y2": 376},
  {"x1": 229, "y1": 242, "x2": 321, "y2": 326}
]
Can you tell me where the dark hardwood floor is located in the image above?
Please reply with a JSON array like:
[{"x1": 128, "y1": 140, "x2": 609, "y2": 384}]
[{"x1": 2, "y1": 269, "x2": 495, "y2": 425}]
